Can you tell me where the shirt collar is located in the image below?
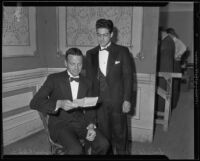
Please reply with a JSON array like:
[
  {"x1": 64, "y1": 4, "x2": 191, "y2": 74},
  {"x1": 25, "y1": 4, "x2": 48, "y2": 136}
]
[
  {"x1": 100, "y1": 42, "x2": 111, "y2": 50},
  {"x1": 67, "y1": 70, "x2": 79, "y2": 78}
]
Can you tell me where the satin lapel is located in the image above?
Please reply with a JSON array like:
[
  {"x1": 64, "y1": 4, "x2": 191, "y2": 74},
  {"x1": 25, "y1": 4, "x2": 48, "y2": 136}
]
[
  {"x1": 77, "y1": 76, "x2": 87, "y2": 99},
  {"x1": 106, "y1": 44, "x2": 118, "y2": 76},
  {"x1": 65, "y1": 73, "x2": 72, "y2": 100},
  {"x1": 92, "y1": 49, "x2": 99, "y2": 74},
  {"x1": 62, "y1": 71, "x2": 73, "y2": 100}
]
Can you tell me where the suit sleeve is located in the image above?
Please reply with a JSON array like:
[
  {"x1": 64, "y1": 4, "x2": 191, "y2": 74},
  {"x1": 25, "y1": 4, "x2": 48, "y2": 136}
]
[
  {"x1": 85, "y1": 51, "x2": 93, "y2": 80},
  {"x1": 84, "y1": 79, "x2": 98, "y2": 125},
  {"x1": 29, "y1": 75, "x2": 58, "y2": 115},
  {"x1": 160, "y1": 38, "x2": 175, "y2": 72},
  {"x1": 85, "y1": 51, "x2": 99, "y2": 98},
  {"x1": 122, "y1": 47, "x2": 133, "y2": 102}
]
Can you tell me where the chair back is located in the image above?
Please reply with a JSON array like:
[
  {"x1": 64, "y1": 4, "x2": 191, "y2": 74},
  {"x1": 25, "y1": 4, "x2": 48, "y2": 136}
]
[
  {"x1": 38, "y1": 111, "x2": 65, "y2": 154},
  {"x1": 38, "y1": 111, "x2": 91, "y2": 155},
  {"x1": 38, "y1": 112, "x2": 49, "y2": 134}
]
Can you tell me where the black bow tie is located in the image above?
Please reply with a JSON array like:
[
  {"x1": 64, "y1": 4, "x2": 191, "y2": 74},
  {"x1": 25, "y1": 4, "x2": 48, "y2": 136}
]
[
  {"x1": 69, "y1": 77, "x2": 80, "y2": 82},
  {"x1": 100, "y1": 48, "x2": 107, "y2": 51}
]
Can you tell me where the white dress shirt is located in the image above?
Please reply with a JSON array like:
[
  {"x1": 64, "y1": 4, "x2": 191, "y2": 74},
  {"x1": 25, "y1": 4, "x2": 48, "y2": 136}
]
[
  {"x1": 68, "y1": 71, "x2": 79, "y2": 100},
  {"x1": 99, "y1": 50, "x2": 109, "y2": 76},
  {"x1": 54, "y1": 71, "x2": 79, "y2": 112},
  {"x1": 99, "y1": 42, "x2": 111, "y2": 76},
  {"x1": 172, "y1": 37, "x2": 187, "y2": 60}
]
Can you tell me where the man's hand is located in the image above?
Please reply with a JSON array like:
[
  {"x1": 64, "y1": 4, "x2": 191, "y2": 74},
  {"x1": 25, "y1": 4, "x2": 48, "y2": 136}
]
[
  {"x1": 175, "y1": 55, "x2": 181, "y2": 61},
  {"x1": 86, "y1": 129, "x2": 96, "y2": 142},
  {"x1": 57, "y1": 100, "x2": 78, "y2": 111},
  {"x1": 122, "y1": 100, "x2": 131, "y2": 113},
  {"x1": 86, "y1": 123, "x2": 96, "y2": 142}
]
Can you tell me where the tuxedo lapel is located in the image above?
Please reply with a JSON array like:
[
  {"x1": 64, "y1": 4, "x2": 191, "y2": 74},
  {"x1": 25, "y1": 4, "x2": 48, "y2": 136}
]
[
  {"x1": 77, "y1": 76, "x2": 87, "y2": 99},
  {"x1": 106, "y1": 43, "x2": 118, "y2": 76},
  {"x1": 92, "y1": 49, "x2": 99, "y2": 75},
  {"x1": 60, "y1": 71, "x2": 73, "y2": 100}
]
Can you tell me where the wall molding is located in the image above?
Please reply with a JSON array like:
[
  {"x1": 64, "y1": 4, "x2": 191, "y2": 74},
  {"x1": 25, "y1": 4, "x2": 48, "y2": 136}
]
[
  {"x1": 3, "y1": 68, "x2": 156, "y2": 145},
  {"x1": 3, "y1": 68, "x2": 46, "y2": 146},
  {"x1": 57, "y1": 7, "x2": 143, "y2": 59},
  {"x1": 3, "y1": 110, "x2": 39, "y2": 131},
  {"x1": 3, "y1": 92, "x2": 33, "y2": 113},
  {"x1": 160, "y1": 2, "x2": 193, "y2": 12},
  {"x1": 2, "y1": 69, "x2": 155, "y2": 84},
  {"x1": 3, "y1": 7, "x2": 37, "y2": 57},
  {"x1": 47, "y1": 68, "x2": 66, "y2": 75},
  {"x1": 3, "y1": 107, "x2": 43, "y2": 146},
  {"x1": 3, "y1": 68, "x2": 47, "y2": 84},
  {"x1": 136, "y1": 73, "x2": 155, "y2": 85}
]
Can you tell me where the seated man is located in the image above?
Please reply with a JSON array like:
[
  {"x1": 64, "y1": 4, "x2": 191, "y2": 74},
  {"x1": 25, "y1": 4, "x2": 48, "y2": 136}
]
[{"x1": 30, "y1": 48, "x2": 109, "y2": 155}]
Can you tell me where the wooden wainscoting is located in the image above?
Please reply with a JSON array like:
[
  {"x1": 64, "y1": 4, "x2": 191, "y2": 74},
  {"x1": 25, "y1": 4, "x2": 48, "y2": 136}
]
[
  {"x1": 3, "y1": 69, "x2": 156, "y2": 145},
  {"x1": 2, "y1": 68, "x2": 47, "y2": 146},
  {"x1": 127, "y1": 73, "x2": 156, "y2": 142}
]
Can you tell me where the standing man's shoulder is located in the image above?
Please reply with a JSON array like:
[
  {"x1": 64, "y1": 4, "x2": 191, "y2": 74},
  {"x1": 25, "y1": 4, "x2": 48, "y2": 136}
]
[
  {"x1": 46, "y1": 70, "x2": 67, "y2": 80},
  {"x1": 80, "y1": 73, "x2": 93, "y2": 87},
  {"x1": 86, "y1": 46, "x2": 99, "y2": 55},
  {"x1": 112, "y1": 43, "x2": 129, "y2": 52}
]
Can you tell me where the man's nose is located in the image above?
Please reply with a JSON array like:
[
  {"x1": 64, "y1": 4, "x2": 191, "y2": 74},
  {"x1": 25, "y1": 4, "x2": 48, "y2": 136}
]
[
  {"x1": 74, "y1": 65, "x2": 80, "y2": 70},
  {"x1": 74, "y1": 65, "x2": 78, "y2": 70}
]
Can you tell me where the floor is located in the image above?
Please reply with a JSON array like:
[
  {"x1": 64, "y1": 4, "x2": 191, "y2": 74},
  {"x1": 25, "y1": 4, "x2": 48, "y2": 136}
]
[
  {"x1": 130, "y1": 83, "x2": 194, "y2": 159},
  {"x1": 3, "y1": 82, "x2": 194, "y2": 159}
]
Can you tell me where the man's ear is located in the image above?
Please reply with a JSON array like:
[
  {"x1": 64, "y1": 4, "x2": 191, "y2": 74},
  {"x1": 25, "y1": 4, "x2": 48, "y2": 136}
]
[{"x1": 64, "y1": 60, "x2": 67, "y2": 67}]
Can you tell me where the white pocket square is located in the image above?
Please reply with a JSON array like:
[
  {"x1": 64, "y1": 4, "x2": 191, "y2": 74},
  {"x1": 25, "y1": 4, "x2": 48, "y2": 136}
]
[{"x1": 115, "y1": 61, "x2": 120, "y2": 64}]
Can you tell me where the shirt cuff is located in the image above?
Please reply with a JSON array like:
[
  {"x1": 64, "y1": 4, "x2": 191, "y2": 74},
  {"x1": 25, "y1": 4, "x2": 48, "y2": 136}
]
[
  {"x1": 86, "y1": 123, "x2": 96, "y2": 130},
  {"x1": 55, "y1": 100, "x2": 61, "y2": 112}
]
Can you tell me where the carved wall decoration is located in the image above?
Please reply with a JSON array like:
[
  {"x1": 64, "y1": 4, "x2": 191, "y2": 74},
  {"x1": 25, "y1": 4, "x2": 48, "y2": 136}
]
[
  {"x1": 66, "y1": 7, "x2": 133, "y2": 47},
  {"x1": 3, "y1": 7, "x2": 30, "y2": 46},
  {"x1": 58, "y1": 7, "x2": 143, "y2": 57},
  {"x1": 2, "y1": 7, "x2": 36, "y2": 57}
]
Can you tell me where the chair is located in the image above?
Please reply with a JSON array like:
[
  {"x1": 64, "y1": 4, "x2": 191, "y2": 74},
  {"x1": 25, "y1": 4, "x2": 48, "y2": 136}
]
[
  {"x1": 156, "y1": 72, "x2": 182, "y2": 131},
  {"x1": 38, "y1": 111, "x2": 91, "y2": 155},
  {"x1": 38, "y1": 112, "x2": 66, "y2": 154}
]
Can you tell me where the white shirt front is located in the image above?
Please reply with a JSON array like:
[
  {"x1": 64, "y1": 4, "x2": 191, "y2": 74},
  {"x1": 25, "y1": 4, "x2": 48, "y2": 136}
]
[
  {"x1": 173, "y1": 37, "x2": 187, "y2": 60},
  {"x1": 99, "y1": 50, "x2": 109, "y2": 76},
  {"x1": 98, "y1": 42, "x2": 111, "y2": 76},
  {"x1": 67, "y1": 71, "x2": 79, "y2": 100}
]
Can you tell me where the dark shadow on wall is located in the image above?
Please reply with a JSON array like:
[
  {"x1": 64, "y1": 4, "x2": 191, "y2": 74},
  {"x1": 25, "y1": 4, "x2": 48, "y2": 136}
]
[
  {"x1": 111, "y1": 27, "x2": 118, "y2": 44},
  {"x1": 112, "y1": 26, "x2": 137, "y2": 116},
  {"x1": 126, "y1": 47, "x2": 137, "y2": 146},
  {"x1": 112, "y1": 26, "x2": 137, "y2": 148}
]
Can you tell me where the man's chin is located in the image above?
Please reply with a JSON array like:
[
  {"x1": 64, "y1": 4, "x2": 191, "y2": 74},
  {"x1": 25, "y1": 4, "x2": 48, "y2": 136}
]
[{"x1": 71, "y1": 73, "x2": 79, "y2": 77}]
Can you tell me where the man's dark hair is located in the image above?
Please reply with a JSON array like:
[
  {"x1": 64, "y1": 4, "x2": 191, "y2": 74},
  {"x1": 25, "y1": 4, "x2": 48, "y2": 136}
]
[
  {"x1": 159, "y1": 26, "x2": 166, "y2": 32},
  {"x1": 96, "y1": 19, "x2": 114, "y2": 33},
  {"x1": 65, "y1": 48, "x2": 83, "y2": 61},
  {"x1": 166, "y1": 28, "x2": 179, "y2": 38}
]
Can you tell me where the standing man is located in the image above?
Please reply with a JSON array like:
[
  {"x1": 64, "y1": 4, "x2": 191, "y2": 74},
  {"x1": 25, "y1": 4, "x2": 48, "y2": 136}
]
[
  {"x1": 30, "y1": 48, "x2": 109, "y2": 155},
  {"x1": 85, "y1": 19, "x2": 133, "y2": 154},
  {"x1": 166, "y1": 27, "x2": 187, "y2": 109},
  {"x1": 157, "y1": 27, "x2": 176, "y2": 112}
]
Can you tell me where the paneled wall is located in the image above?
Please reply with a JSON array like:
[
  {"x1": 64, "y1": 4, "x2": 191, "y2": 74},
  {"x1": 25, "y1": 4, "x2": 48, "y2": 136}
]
[
  {"x1": 159, "y1": 2, "x2": 194, "y2": 63},
  {"x1": 2, "y1": 69, "x2": 47, "y2": 146},
  {"x1": 128, "y1": 73, "x2": 156, "y2": 142},
  {"x1": 2, "y1": 6, "x2": 160, "y2": 145},
  {"x1": 3, "y1": 68, "x2": 156, "y2": 145}
]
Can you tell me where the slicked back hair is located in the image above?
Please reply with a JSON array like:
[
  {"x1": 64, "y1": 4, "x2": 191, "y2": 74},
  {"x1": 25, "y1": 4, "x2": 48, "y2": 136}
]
[
  {"x1": 65, "y1": 48, "x2": 83, "y2": 61},
  {"x1": 96, "y1": 18, "x2": 114, "y2": 33}
]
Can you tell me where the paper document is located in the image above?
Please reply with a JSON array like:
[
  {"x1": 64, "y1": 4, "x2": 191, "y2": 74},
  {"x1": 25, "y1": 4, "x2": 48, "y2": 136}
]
[{"x1": 73, "y1": 97, "x2": 98, "y2": 108}]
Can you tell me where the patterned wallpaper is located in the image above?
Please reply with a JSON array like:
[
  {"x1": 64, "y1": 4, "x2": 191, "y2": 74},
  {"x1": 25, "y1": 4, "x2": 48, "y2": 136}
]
[
  {"x1": 3, "y1": 7, "x2": 30, "y2": 46},
  {"x1": 66, "y1": 7, "x2": 133, "y2": 47}
]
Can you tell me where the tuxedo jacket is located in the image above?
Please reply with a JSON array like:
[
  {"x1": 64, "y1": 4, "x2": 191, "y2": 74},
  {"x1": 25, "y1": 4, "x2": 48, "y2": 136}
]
[
  {"x1": 30, "y1": 70, "x2": 96, "y2": 134},
  {"x1": 158, "y1": 35, "x2": 175, "y2": 73},
  {"x1": 85, "y1": 43, "x2": 133, "y2": 111}
]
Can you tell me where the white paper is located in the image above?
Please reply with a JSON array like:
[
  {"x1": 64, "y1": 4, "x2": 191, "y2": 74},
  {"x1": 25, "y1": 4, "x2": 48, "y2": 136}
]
[{"x1": 73, "y1": 97, "x2": 98, "y2": 108}]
